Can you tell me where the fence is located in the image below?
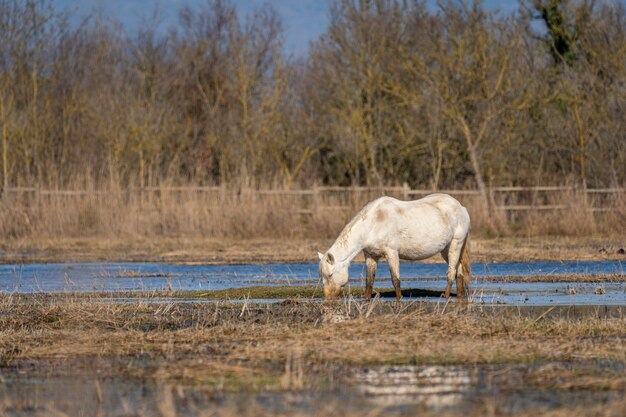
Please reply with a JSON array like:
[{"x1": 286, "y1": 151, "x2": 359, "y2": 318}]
[
  {"x1": 0, "y1": 184, "x2": 622, "y2": 238},
  {"x1": 2, "y1": 184, "x2": 623, "y2": 216}
]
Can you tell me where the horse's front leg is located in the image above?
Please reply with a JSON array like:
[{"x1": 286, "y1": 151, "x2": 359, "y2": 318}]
[
  {"x1": 364, "y1": 253, "x2": 377, "y2": 300},
  {"x1": 385, "y1": 250, "x2": 402, "y2": 300}
]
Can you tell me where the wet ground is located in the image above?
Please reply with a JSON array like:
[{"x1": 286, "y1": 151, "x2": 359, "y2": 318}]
[
  {"x1": 1, "y1": 361, "x2": 623, "y2": 416},
  {"x1": 1, "y1": 260, "x2": 624, "y2": 306},
  {"x1": 1, "y1": 261, "x2": 624, "y2": 416}
]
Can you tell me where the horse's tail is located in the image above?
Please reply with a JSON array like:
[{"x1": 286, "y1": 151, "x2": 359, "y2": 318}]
[{"x1": 456, "y1": 235, "x2": 471, "y2": 297}]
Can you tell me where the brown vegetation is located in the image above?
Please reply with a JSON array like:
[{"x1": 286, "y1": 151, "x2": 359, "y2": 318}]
[
  {"x1": 0, "y1": 185, "x2": 624, "y2": 249},
  {"x1": 0, "y1": 1, "x2": 623, "y2": 187},
  {"x1": 0, "y1": 0, "x2": 624, "y2": 243},
  {"x1": 1, "y1": 296, "x2": 626, "y2": 416},
  {"x1": 2, "y1": 296, "x2": 625, "y2": 376}
]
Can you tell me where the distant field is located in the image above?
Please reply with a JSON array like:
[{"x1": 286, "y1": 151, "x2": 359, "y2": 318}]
[{"x1": 0, "y1": 235, "x2": 624, "y2": 264}]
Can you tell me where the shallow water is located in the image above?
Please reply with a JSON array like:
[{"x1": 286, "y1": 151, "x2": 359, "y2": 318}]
[
  {"x1": 1, "y1": 362, "x2": 622, "y2": 416},
  {"x1": 352, "y1": 362, "x2": 624, "y2": 414},
  {"x1": 0, "y1": 260, "x2": 623, "y2": 292},
  {"x1": 0, "y1": 261, "x2": 623, "y2": 306}
]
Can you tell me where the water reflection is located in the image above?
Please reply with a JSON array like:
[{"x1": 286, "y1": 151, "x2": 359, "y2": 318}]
[
  {"x1": 1, "y1": 363, "x2": 622, "y2": 416},
  {"x1": 354, "y1": 365, "x2": 472, "y2": 409}
]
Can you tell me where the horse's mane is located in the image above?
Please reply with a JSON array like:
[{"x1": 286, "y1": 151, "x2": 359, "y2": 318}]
[{"x1": 336, "y1": 199, "x2": 379, "y2": 248}]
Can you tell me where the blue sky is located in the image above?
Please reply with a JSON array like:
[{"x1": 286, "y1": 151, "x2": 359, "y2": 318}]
[{"x1": 52, "y1": 0, "x2": 520, "y2": 56}]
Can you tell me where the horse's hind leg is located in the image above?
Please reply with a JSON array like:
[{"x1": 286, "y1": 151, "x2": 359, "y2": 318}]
[
  {"x1": 441, "y1": 243, "x2": 450, "y2": 264},
  {"x1": 385, "y1": 250, "x2": 402, "y2": 300},
  {"x1": 364, "y1": 252, "x2": 377, "y2": 300},
  {"x1": 443, "y1": 240, "x2": 462, "y2": 298}
]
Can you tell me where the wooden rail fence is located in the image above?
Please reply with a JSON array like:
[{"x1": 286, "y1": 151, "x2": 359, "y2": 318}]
[{"x1": 2, "y1": 185, "x2": 622, "y2": 217}]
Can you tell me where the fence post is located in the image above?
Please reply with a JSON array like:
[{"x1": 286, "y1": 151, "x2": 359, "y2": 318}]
[
  {"x1": 220, "y1": 182, "x2": 226, "y2": 203},
  {"x1": 36, "y1": 185, "x2": 42, "y2": 217},
  {"x1": 312, "y1": 182, "x2": 319, "y2": 220},
  {"x1": 402, "y1": 182, "x2": 409, "y2": 200}
]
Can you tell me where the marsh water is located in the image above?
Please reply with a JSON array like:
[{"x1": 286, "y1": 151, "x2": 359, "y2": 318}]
[
  {"x1": 1, "y1": 261, "x2": 625, "y2": 416},
  {"x1": 0, "y1": 260, "x2": 624, "y2": 306},
  {"x1": 2, "y1": 361, "x2": 623, "y2": 416}
]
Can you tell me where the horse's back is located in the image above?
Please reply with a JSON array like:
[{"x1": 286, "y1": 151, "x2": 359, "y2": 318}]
[
  {"x1": 411, "y1": 194, "x2": 470, "y2": 235},
  {"x1": 362, "y1": 194, "x2": 469, "y2": 260},
  {"x1": 368, "y1": 194, "x2": 467, "y2": 224}
]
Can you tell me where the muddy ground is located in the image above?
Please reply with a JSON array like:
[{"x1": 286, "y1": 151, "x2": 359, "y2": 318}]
[
  {"x1": 1, "y1": 233, "x2": 624, "y2": 416},
  {"x1": 1, "y1": 295, "x2": 625, "y2": 416},
  {"x1": 1, "y1": 236, "x2": 624, "y2": 264}
]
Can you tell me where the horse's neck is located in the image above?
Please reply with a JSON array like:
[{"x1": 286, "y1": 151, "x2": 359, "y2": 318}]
[
  {"x1": 330, "y1": 226, "x2": 366, "y2": 265},
  {"x1": 333, "y1": 245, "x2": 360, "y2": 264}
]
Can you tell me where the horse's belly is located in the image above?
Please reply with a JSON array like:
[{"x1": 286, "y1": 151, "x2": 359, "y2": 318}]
[
  {"x1": 366, "y1": 240, "x2": 447, "y2": 261},
  {"x1": 396, "y1": 229, "x2": 451, "y2": 260},
  {"x1": 398, "y1": 243, "x2": 446, "y2": 261}
]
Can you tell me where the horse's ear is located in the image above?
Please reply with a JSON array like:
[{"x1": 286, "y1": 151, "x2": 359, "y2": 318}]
[
  {"x1": 326, "y1": 253, "x2": 335, "y2": 264},
  {"x1": 317, "y1": 252, "x2": 324, "y2": 261}
]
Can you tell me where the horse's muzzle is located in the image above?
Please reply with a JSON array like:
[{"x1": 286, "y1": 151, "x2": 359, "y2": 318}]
[{"x1": 323, "y1": 285, "x2": 341, "y2": 300}]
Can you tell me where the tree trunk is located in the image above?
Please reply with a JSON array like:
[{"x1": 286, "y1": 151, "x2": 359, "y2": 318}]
[
  {"x1": 467, "y1": 143, "x2": 489, "y2": 207},
  {"x1": 458, "y1": 115, "x2": 502, "y2": 233}
]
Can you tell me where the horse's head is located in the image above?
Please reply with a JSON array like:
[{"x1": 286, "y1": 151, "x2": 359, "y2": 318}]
[{"x1": 317, "y1": 251, "x2": 348, "y2": 300}]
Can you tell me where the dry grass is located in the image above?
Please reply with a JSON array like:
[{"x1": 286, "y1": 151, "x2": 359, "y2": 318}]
[
  {"x1": 0, "y1": 186, "x2": 624, "y2": 245},
  {"x1": 0, "y1": 188, "x2": 306, "y2": 240},
  {"x1": 521, "y1": 190, "x2": 624, "y2": 236},
  {"x1": 2, "y1": 295, "x2": 626, "y2": 416},
  {"x1": 2, "y1": 296, "x2": 625, "y2": 376}
]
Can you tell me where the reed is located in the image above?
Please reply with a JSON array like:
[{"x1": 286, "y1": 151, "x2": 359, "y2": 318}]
[{"x1": 0, "y1": 184, "x2": 623, "y2": 241}]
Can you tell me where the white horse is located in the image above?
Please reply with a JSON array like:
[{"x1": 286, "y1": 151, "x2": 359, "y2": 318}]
[{"x1": 318, "y1": 194, "x2": 471, "y2": 300}]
